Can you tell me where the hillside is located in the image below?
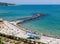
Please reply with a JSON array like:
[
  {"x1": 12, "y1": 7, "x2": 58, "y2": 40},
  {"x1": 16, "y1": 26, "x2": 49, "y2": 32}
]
[{"x1": 0, "y1": 2, "x2": 15, "y2": 6}]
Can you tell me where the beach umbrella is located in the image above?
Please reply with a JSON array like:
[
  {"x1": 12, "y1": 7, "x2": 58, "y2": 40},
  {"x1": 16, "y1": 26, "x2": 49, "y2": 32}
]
[{"x1": 28, "y1": 33, "x2": 37, "y2": 38}]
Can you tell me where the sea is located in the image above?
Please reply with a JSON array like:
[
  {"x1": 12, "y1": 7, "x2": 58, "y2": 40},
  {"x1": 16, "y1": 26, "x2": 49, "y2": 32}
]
[{"x1": 0, "y1": 5, "x2": 60, "y2": 36}]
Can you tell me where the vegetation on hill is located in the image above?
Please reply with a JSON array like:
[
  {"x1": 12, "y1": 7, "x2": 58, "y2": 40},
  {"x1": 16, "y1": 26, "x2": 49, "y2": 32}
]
[
  {"x1": 0, "y1": 33, "x2": 46, "y2": 44},
  {"x1": 0, "y1": 40, "x2": 4, "y2": 44},
  {"x1": 0, "y1": 2, "x2": 15, "y2": 6}
]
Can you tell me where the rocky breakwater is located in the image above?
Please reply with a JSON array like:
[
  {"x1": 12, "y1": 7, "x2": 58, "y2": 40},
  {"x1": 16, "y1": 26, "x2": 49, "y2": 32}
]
[{"x1": 16, "y1": 13, "x2": 45, "y2": 24}]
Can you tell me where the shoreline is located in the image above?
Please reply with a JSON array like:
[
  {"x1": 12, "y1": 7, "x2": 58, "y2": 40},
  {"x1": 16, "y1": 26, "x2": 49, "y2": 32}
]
[
  {"x1": 0, "y1": 20, "x2": 60, "y2": 44},
  {"x1": 9, "y1": 21, "x2": 60, "y2": 39},
  {"x1": 10, "y1": 21, "x2": 60, "y2": 39},
  {"x1": 17, "y1": 24, "x2": 60, "y2": 39}
]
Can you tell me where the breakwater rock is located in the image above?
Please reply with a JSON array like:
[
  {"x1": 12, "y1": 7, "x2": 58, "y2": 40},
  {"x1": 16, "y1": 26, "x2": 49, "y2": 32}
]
[{"x1": 16, "y1": 13, "x2": 45, "y2": 24}]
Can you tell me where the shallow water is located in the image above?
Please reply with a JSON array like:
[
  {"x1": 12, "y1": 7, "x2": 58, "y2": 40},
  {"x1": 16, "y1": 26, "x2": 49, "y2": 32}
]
[{"x1": 0, "y1": 5, "x2": 60, "y2": 36}]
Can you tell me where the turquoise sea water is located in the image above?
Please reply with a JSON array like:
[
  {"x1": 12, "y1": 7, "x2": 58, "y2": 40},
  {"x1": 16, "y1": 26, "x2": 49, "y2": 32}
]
[{"x1": 0, "y1": 5, "x2": 60, "y2": 36}]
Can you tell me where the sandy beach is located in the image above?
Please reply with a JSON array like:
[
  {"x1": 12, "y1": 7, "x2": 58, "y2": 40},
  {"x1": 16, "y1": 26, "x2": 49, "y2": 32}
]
[{"x1": 0, "y1": 20, "x2": 60, "y2": 44}]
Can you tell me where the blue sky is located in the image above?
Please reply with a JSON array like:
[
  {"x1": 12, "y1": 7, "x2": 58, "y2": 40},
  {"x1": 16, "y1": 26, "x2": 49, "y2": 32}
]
[{"x1": 0, "y1": 0, "x2": 60, "y2": 4}]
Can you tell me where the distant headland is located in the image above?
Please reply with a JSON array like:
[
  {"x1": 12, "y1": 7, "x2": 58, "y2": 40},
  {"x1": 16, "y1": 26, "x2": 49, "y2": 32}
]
[{"x1": 0, "y1": 2, "x2": 16, "y2": 6}]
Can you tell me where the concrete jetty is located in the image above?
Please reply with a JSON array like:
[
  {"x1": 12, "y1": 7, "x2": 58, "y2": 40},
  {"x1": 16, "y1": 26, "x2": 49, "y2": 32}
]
[{"x1": 15, "y1": 13, "x2": 44, "y2": 24}]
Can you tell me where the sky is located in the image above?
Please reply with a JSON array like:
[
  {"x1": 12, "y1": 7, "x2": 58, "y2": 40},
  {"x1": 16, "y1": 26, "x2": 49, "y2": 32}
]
[{"x1": 0, "y1": 0, "x2": 60, "y2": 4}]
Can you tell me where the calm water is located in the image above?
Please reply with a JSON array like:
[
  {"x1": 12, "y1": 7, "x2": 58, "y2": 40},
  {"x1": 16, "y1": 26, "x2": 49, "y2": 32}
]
[{"x1": 0, "y1": 5, "x2": 60, "y2": 36}]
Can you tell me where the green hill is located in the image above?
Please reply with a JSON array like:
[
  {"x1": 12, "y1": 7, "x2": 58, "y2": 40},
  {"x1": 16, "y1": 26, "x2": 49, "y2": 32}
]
[{"x1": 0, "y1": 2, "x2": 15, "y2": 6}]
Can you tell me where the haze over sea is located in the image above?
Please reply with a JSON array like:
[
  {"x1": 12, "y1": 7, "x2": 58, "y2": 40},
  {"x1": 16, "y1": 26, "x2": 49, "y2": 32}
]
[{"x1": 0, "y1": 5, "x2": 60, "y2": 36}]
